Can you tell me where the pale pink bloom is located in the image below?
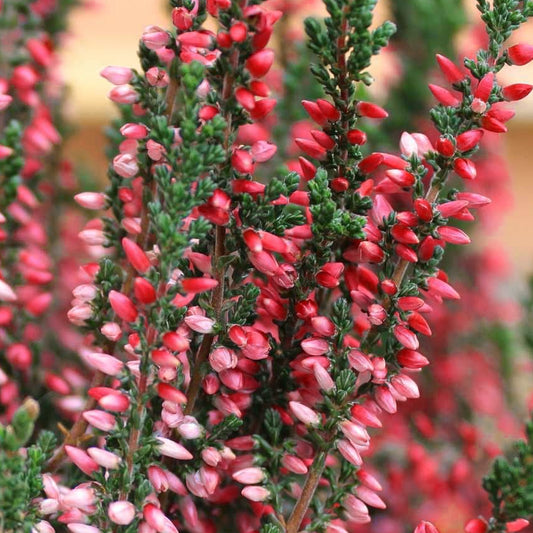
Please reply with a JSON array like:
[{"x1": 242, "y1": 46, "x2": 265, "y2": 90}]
[
  {"x1": 100, "y1": 66, "x2": 133, "y2": 85},
  {"x1": 391, "y1": 374, "x2": 420, "y2": 398},
  {"x1": 120, "y1": 122, "x2": 148, "y2": 139},
  {"x1": 65, "y1": 446, "x2": 99, "y2": 476},
  {"x1": 142, "y1": 26, "x2": 170, "y2": 50},
  {"x1": 156, "y1": 436, "x2": 193, "y2": 460},
  {"x1": 62, "y1": 487, "x2": 96, "y2": 507},
  {"x1": 374, "y1": 385, "x2": 397, "y2": 414},
  {"x1": 241, "y1": 486, "x2": 270, "y2": 502},
  {"x1": 281, "y1": 455, "x2": 308, "y2": 474},
  {"x1": 209, "y1": 347, "x2": 238, "y2": 372},
  {"x1": 78, "y1": 228, "x2": 106, "y2": 245},
  {"x1": 412, "y1": 133, "x2": 433, "y2": 154},
  {"x1": 336, "y1": 439, "x2": 362, "y2": 466},
  {"x1": 72, "y1": 284, "x2": 98, "y2": 302},
  {"x1": 289, "y1": 401, "x2": 320, "y2": 425},
  {"x1": 67, "y1": 304, "x2": 93, "y2": 325},
  {"x1": 67, "y1": 525, "x2": 101, "y2": 533},
  {"x1": 0, "y1": 279, "x2": 17, "y2": 302},
  {"x1": 232, "y1": 467, "x2": 265, "y2": 484},
  {"x1": 143, "y1": 503, "x2": 178, "y2": 533},
  {"x1": 83, "y1": 409, "x2": 117, "y2": 432},
  {"x1": 108, "y1": 85, "x2": 139, "y2": 104},
  {"x1": 399, "y1": 132, "x2": 418, "y2": 157},
  {"x1": 177, "y1": 416, "x2": 203, "y2": 439},
  {"x1": 184, "y1": 314, "x2": 215, "y2": 333},
  {"x1": 146, "y1": 67, "x2": 170, "y2": 87},
  {"x1": 301, "y1": 337, "x2": 329, "y2": 356},
  {"x1": 355, "y1": 485, "x2": 386, "y2": 509},
  {"x1": 344, "y1": 493, "x2": 369, "y2": 519},
  {"x1": 0, "y1": 94, "x2": 13, "y2": 110},
  {"x1": 340, "y1": 420, "x2": 370, "y2": 446},
  {"x1": 42, "y1": 474, "x2": 60, "y2": 499},
  {"x1": 113, "y1": 153, "x2": 139, "y2": 178},
  {"x1": 82, "y1": 352, "x2": 124, "y2": 376},
  {"x1": 313, "y1": 363, "x2": 335, "y2": 391},
  {"x1": 108, "y1": 501, "x2": 136, "y2": 525},
  {"x1": 74, "y1": 192, "x2": 106, "y2": 210},
  {"x1": 87, "y1": 447, "x2": 121, "y2": 469},
  {"x1": 39, "y1": 498, "x2": 59, "y2": 514},
  {"x1": 32, "y1": 521, "x2": 55, "y2": 533},
  {"x1": 201, "y1": 447, "x2": 222, "y2": 467},
  {"x1": 101, "y1": 322, "x2": 122, "y2": 341}
]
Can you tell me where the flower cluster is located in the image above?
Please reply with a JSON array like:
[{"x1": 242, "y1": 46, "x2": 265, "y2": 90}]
[{"x1": 1, "y1": 0, "x2": 533, "y2": 532}]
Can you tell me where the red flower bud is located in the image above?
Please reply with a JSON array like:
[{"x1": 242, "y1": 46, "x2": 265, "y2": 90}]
[
  {"x1": 508, "y1": 43, "x2": 533, "y2": 65},
  {"x1": 134, "y1": 277, "x2": 157, "y2": 304},
  {"x1": 435, "y1": 54, "x2": 464, "y2": 83},
  {"x1": 428, "y1": 84, "x2": 460, "y2": 106},
  {"x1": 454, "y1": 158, "x2": 477, "y2": 180},
  {"x1": 122, "y1": 238, "x2": 151, "y2": 273},
  {"x1": 456, "y1": 129, "x2": 483, "y2": 152},
  {"x1": 109, "y1": 290, "x2": 139, "y2": 322},
  {"x1": 357, "y1": 101, "x2": 388, "y2": 119},
  {"x1": 246, "y1": 49, "x2": 274, "y2": 78},
  {"x1": 503, "y1": 83, "x2": 533, "y2": 101}
]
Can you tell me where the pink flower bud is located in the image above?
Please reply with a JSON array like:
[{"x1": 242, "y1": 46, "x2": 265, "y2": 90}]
[
  {"x1": 241, "y1": 486, "x2": 270, "y2": 502},
  {"x1": 87, "y1": 447, "x2": 121, "y2": 469},
  {"x1": 355, "y1": 485, "x2": 386, "y2": 509},
  {"x1": 428, "y1": 84, "x2": 460, "y2": 106},
  {"x1": 391, "y1": 374, "x2": 420, "y2": 399},
  {"x1": 156, "y1": 436, "x2": 193, "y2": 460},
  {"x1": 337, "y1": 439, "x2": 362, "y2": 465},
  {"x1": 184, "y1": 314, "x2": 215, "y2": 334},
  {"x1": 232, "y1": 467, "x2": 265, "y2": 484},
  {"x1": 435, "y1": 54, "x2": 464, "y2": 83},
  {"x1": 289, "y1": 401, "x2": 320, "y2": 426},
  {"x1": 177, "y1": 31, "x2": 213, "y2": 48},
  {"x1": 100, "y1": 66, "x2": 133, "y2": 85},
  {"x1": 246, "y1": 49, "x2": 274, "y2": 78},
  {"x1": 313, "y1": 363, "x2": 335, "y2": 391},
  {"x1": 400, "y1": 132, "x2": 418, "y2": 156},
  {"x1": 340, "y1": 420, "x2": 370, "y2": 446},
  {"x1": 281, "y1": 455, "x2": 308, "y2": 474},
  {"x1": 142, "y1": 26, "x2": 170, "y2": 50},
  {"x1": 83, "y1": 409, "x2": 116, "y2": 432},
  {"x1": 506, "y1": 520, "x2": 530, "y2": 533},
  {"x1": 82, "y1": 351, "x2": 124, "y2": 376},
  {"x1": 101, "y1": 322, "x2": 122, "y2": 341},
  {"x1": 301, "y1": 337, "x2": 329, "y2": 356},
  {"x1": 109, "y1": 290, "x2": 138, "y2": 322},
  {"x1": 508, "y1": 43, "x2": 533, "y2": 65},
  {"x1": 357, "y1": 101, "x2": 388, "y2": 119},
  {"x1": 182, "y1": 277, "x2": 219, "y2": 294},
  {"x1": 209, "y1": 347, "x2": 238, "y2": 372},
  {"x1": 67, "y1": 525, "x2": 102, "y2": 533},
  {"x1": 108, "y1": 85, "x2": 139, "y2": 104},
  {"x1": 143, "y1": 504, "x2": 179, "y2": 533},
  {"x1": 113, "y1": 153, "x2": 139, "y2": 179},
  {"x1": 65, "y1": 445, "x2": 99, "y2": 476},
  {"x1": 109, "y1": 501, "x2": 136, "y2": 525},
  {"x1": 374, "y1": 386, "x2": 397, "y2": 414},
  {"x1": 74, "y1": 192, "x2": 106, "y2": 210}
]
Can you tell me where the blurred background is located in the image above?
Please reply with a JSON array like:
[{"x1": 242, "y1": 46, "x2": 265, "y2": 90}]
[{"x1": 61, "y1": 0, "x2": 533, "y2": 279}]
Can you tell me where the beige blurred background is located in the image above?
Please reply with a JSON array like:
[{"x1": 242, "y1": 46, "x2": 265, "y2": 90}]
[{"x1": 61, "y1": 0, "x2": 533, "y2": 279}]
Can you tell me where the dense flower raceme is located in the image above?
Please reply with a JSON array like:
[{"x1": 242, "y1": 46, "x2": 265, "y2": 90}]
[
  {"x1": 0, "y1": 0, "x2": 88, "y2": 425},
  {"x1": 352, "y1": 13, "x2": 532, "y2": 532},
  {"x1": 2, "y1": 1, "x2": 529, "y2": 533}
]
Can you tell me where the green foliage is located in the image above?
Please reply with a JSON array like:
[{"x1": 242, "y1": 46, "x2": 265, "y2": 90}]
[
  {"x1": 483, "y1": 419, "x2": 533, "y2": 530},
  {"x1": 0, "y1": 401, "x2": 54, "y2": 532}
]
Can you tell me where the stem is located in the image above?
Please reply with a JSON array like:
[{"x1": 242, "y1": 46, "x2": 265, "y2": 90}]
[
  {"x1": 185, "y1": 224, "x2": 225, "y2": 415},
  {"x1": 286, "y1": 451, "x2": 327, "y2": 533}
]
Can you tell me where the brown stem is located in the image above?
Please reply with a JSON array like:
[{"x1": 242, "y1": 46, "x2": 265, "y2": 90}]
[
  {"x1": 286, "y1": 451, "x2": 327, "y2": 533},
  {"x1": 285, "y1": 178, "x2": 445, "y2": 530},
  {"x1": 185, "y1": 224, "x2": 226, "y2": 415}
]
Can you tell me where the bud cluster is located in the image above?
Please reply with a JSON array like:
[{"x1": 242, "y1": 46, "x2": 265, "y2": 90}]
[{"x1": 1, "y1": 0, "x2": 533, "y2": 532}]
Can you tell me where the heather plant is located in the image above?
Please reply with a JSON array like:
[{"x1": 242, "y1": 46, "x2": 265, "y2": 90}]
[{"x1": 1, "y1": 0, "x2": 533, "y2": 532}]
